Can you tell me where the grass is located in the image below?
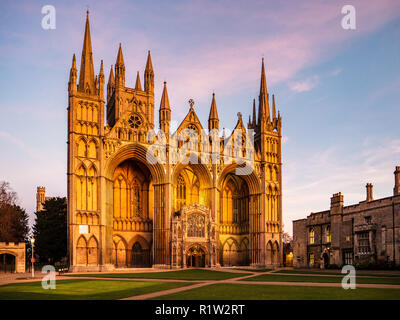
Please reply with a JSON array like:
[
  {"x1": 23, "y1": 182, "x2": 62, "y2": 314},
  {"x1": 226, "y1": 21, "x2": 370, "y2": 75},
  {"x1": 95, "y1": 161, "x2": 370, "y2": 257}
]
[
  {"x1": 0, "y1": 279, "x2": 193, "y2": 300},
  {"x1": 153, "y1": 283, "x2": 400, "y2": 300},
  {"x1": 274, "y1": 269, "x2": 400, "y2": 277},
  {"x1": 66, "y1": 268, "x2": 249, "y2": 281},
  {"x1": 242, "y1": 274, "x2": 400, "y2": 285},
  {"x1": 234, "y1": 268, "x2": 272, "y2": 273}
]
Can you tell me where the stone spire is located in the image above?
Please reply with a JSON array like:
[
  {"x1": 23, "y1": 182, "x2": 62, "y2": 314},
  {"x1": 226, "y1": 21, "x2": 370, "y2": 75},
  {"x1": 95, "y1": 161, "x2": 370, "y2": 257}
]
[
  {"x1": 208, "y1": 93, "x2": 219, "y2": 131},
  {"x1": 135, "y1": 71, "x2": 142, "y2": 91},
  {"x1": 144, "y1": 51, "x2": 154, "y2": 93},
  {"x1": 258, "y1": 58, "x2": 270, "y2": 127},
  {"x1": 159, "y1": 81, "x2": 171, "y2": 132},
  {"x1": 98, "y1": 60, "x2": 104, "y2": 99},
  {"x1": 115, "y1": 43, "x2": 125, "y2": 87},
  {"x1": 252, "y1": 98, "x2": 257, "y2": 128},
  {"x1": 272, "y1": 94, "x2": 276, "y2": 120},
  {"x1": 78, "y1": 11, "x2": 95, "y2": 94},
  {"x1": 68, "y1": 54, "x2": 77, "y2": 93},
  {"x1": 107, "y1": 65, "x2": 114, "y2": 100}
]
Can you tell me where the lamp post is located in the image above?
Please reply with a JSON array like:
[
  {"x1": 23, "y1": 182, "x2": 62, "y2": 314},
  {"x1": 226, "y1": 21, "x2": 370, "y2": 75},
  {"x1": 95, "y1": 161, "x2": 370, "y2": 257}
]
[{"x1": 30, "y1": 237, "x2": 35, "y2": 278}]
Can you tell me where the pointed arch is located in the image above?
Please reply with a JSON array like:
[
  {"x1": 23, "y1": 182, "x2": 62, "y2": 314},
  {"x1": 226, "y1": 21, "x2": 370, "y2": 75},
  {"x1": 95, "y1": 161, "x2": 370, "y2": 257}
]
[
  {"x1": 266, "y1": 241, "x2": 273, "y2": 265},
  {"x1": 77, "y1": 138, "x2": 87, "y2": 158},
  {"x1": 76, "y1": 236, "x2": 87, "y2": 265},
  {"x1": 87, "y1": 236, "x2": 98, "y2": 265},
  {"x1": 87, "y1": 139, "x2": 97, "y2": 159}
]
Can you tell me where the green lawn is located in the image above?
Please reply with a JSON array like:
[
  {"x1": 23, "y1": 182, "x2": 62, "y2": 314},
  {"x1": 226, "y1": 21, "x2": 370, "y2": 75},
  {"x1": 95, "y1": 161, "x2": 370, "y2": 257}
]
[
  {"x1": 154, "y1": 283, "x2": 400, "y2": 300},
  {"x1": 274, "y1": 269, "x2": 400, "y2": 277},
  {"x1": 0, "y1": 279, "x2": 193, "y2": 300},
  {"x1": 234, "y1": 268, "x2": 272, "y2": 273},
  {"x1": 67, "y1": 268, "x2": 248, "y2": 281},
  {"x1": 242, "y1": 274, "x2": 400, "y2": 285}
]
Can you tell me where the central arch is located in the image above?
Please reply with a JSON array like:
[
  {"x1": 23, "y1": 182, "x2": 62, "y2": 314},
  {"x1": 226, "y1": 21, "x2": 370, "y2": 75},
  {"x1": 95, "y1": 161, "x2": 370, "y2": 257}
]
[
  {"x1": 105, "y1": 143, "x2": 166, "y2": 267},
  {"x1": 186, "y1": 245, "x2": 206, "y2": 268}
]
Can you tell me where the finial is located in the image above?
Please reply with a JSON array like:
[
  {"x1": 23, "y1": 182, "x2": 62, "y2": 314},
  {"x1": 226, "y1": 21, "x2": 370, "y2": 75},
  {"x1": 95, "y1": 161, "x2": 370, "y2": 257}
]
[
  {"x1": 188, "y1": 99, "x2": 195, "y2": 109},
  {"x1": 237, "y1": 112, "x2": 242, "y2": 120}
]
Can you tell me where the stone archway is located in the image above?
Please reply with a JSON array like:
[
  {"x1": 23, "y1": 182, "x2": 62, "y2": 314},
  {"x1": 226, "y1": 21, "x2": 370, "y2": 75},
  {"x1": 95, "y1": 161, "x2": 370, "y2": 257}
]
[
  {"x1": 0, "y1": 243, "x2": 26, "y2": 273},
  {"x1": 186, "y1": 245, "x2": 206, "y2": 268}
]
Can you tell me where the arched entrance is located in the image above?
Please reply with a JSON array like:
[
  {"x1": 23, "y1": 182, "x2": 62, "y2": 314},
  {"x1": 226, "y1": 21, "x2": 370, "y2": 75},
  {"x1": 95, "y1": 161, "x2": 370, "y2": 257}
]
[
  {"x1": 0, "y1": 254, "x2": 15, "y2": 273},
  {"x1": 323, "y1": 252, "x2": 329, "y2": 268},
  {"x1": 131, "y1": 242, "x2": 151, "y2": 267},
  {"x1": 187, "y1": 246, "x2": 205, "y2": 267}
]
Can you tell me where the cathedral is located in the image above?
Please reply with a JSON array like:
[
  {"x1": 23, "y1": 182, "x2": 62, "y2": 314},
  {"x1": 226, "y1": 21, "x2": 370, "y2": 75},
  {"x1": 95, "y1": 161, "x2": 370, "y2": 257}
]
[{"x1": 67, "y1": 12, "x2": 283, "y2": 272}]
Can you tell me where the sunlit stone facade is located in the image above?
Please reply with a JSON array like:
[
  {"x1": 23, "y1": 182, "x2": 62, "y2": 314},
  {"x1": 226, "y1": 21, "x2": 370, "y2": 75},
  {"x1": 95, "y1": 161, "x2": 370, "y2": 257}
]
[{"x1": 67, "y1": 12, "x2": 283, "y2": 271}]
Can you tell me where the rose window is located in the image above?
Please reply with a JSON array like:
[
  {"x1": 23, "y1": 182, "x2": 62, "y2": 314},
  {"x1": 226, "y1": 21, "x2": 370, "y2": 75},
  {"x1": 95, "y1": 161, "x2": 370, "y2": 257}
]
[{"x1": 128, "y1": 115, "x2": 142, "y2": 129}]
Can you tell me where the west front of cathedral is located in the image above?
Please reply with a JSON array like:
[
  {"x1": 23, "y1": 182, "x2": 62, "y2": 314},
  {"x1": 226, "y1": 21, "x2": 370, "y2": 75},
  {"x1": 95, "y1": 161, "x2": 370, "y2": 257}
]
[{"x1": 67, "y1": 12, "x2": 283, "y2": 271}]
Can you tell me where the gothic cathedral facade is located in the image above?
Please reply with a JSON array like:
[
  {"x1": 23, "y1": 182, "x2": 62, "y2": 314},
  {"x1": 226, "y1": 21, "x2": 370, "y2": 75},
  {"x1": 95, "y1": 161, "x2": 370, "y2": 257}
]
[{"x1": 67, "y1": 12, "x2": 283, "y2": 271}]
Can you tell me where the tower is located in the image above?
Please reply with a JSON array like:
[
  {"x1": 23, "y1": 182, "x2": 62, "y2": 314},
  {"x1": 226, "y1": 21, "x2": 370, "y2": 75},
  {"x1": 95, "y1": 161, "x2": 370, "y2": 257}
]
[{"x1": 36, "y1": 187, "x2": 46, "y2": 212}]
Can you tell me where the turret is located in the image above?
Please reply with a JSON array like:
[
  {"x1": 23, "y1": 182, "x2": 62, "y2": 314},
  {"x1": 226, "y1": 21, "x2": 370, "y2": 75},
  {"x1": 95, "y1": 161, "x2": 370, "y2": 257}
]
[
  {"x1": 68, "y1": 54, "x2": 77, "y2": 94},
  {"x1": 115, "y1": 43, "x2": 125, "y2": 87},
  {"x1": 159, "y1": 81, "x2": 171, "y2": 133},
  {"x1": 208, "y1": 93, "x2": 219, "y2": 131},
  {"x1": 144, "y1": 51, "x2": 154, "y2": 94},
  {"x1": 77, "y1": 11, "x2": 95, "y2": 94}
]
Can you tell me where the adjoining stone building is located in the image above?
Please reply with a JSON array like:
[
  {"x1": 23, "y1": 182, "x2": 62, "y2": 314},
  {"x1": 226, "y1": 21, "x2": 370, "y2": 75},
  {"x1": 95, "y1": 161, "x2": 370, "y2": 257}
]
[
  {"x1": 0, "y1": 242, "x2": 26, "y2": 273},
  {"x1": 293, "y1": 166, "x2": 400, "y2": 268},
  {"x1": 67, "y1": 12, "x2": 283, "y2": 271}
]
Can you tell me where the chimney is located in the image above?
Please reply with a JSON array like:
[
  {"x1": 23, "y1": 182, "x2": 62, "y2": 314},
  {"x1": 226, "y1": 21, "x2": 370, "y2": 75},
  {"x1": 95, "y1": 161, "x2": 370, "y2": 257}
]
[
  {"x1": 366, "y1": 183, "x2": 373, "y2": 202},
  {"x1": 394, "y1": 166, "x2": 400, "y2": 196},
  {"x1": 330, "y1": 192, "x2": 343, "y2": 215}
]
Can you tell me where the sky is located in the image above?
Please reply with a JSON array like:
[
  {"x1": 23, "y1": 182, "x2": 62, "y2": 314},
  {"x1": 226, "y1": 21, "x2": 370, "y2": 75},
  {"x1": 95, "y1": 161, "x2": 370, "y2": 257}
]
[{"x1": 0, "y1": 0, "x2": 399, "y2": 235}]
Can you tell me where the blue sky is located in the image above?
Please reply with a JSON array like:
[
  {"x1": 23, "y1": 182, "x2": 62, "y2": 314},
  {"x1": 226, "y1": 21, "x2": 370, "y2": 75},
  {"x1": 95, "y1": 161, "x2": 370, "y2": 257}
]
[{"x1": 0, "y1": 0, "x2": 399, "y2": 234}]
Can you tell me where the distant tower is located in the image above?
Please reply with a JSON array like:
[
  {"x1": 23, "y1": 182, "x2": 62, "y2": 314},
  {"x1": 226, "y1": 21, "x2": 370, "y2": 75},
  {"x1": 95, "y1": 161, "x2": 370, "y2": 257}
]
[{"x1": 36, "y1": 187, "x2": 46, "y2": 212}]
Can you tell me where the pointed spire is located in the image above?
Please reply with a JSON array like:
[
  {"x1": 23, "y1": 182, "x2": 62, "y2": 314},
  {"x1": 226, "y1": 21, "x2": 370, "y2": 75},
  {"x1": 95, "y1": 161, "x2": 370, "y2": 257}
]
[
  {"x1": 115, "y1": 43, "x2": 125, "y2": 87},
  {"x1": 72, "y1": 53, "x2": 77, "y2": 70},
  {"x1": 159, "y1": 81, "x2": 171, "y2": 132},
  {"x1": 252, "y1": 98, "x2": 256, "y2": 127},
  {"x1": 272, "y1": 94, "x2": 276, "y2": 120},
  {"x1": 145, "y1": 50, "x2": 153, "y2": 72},
  {"x1": 116, "y1": 43, "x2": 124, "y2": 66},
  {"x1": 258, "y1": 58, "x2": 270, "y2": 127},
  {"x1": 69, "y1": 54, "x2": 77, "y2": 93},
  {"x1": 108, "y1": 65, "x2": 114, "y2": 85},
  {"x1": 208, "y1": 93, "x2": 219, "y2": 131},
  {"x1": 144, "y1": 50, "x2": 154, "y2": 93},
  {"x1": 160, "y1": 81, "x2": 170, "y2": 110},
  {"x1": 107, "y1": 65, "x2": 115, "y2": 100},
  {"x1": 135, "y1": 71, "x2": 142, "y2": 91},
  {"x1": 99, "y1": 59, "x2": 104, "y2": 76},
  {"x1": 209, "y1": 93, "x2": 219, "y2": 120},
  {"x1": 78, "y1": 10, "x2": 95, "y2": 93}
]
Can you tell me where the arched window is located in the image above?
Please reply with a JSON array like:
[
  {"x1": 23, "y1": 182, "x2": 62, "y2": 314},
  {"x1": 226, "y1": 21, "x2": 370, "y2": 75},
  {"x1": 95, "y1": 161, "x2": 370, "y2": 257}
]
[
  {"x1": 326, "y1": 226, "x2": 331, "y2": 243},
  {"x1": 309, "y1": 228, "x2": 315, "y2": 244},
  {"x1": 187, "y1": 214, "x2": 205, "y2": 238}
]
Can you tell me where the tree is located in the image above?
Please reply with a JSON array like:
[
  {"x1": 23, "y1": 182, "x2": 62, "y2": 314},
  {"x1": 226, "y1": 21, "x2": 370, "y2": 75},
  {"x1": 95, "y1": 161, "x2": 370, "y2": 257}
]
[
  {"x1": 33, "y1": 197, "x2": 67, "y2": 264},
  {"x1": 0, "y1": 182, "x2": 29, "y2": 242}
]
